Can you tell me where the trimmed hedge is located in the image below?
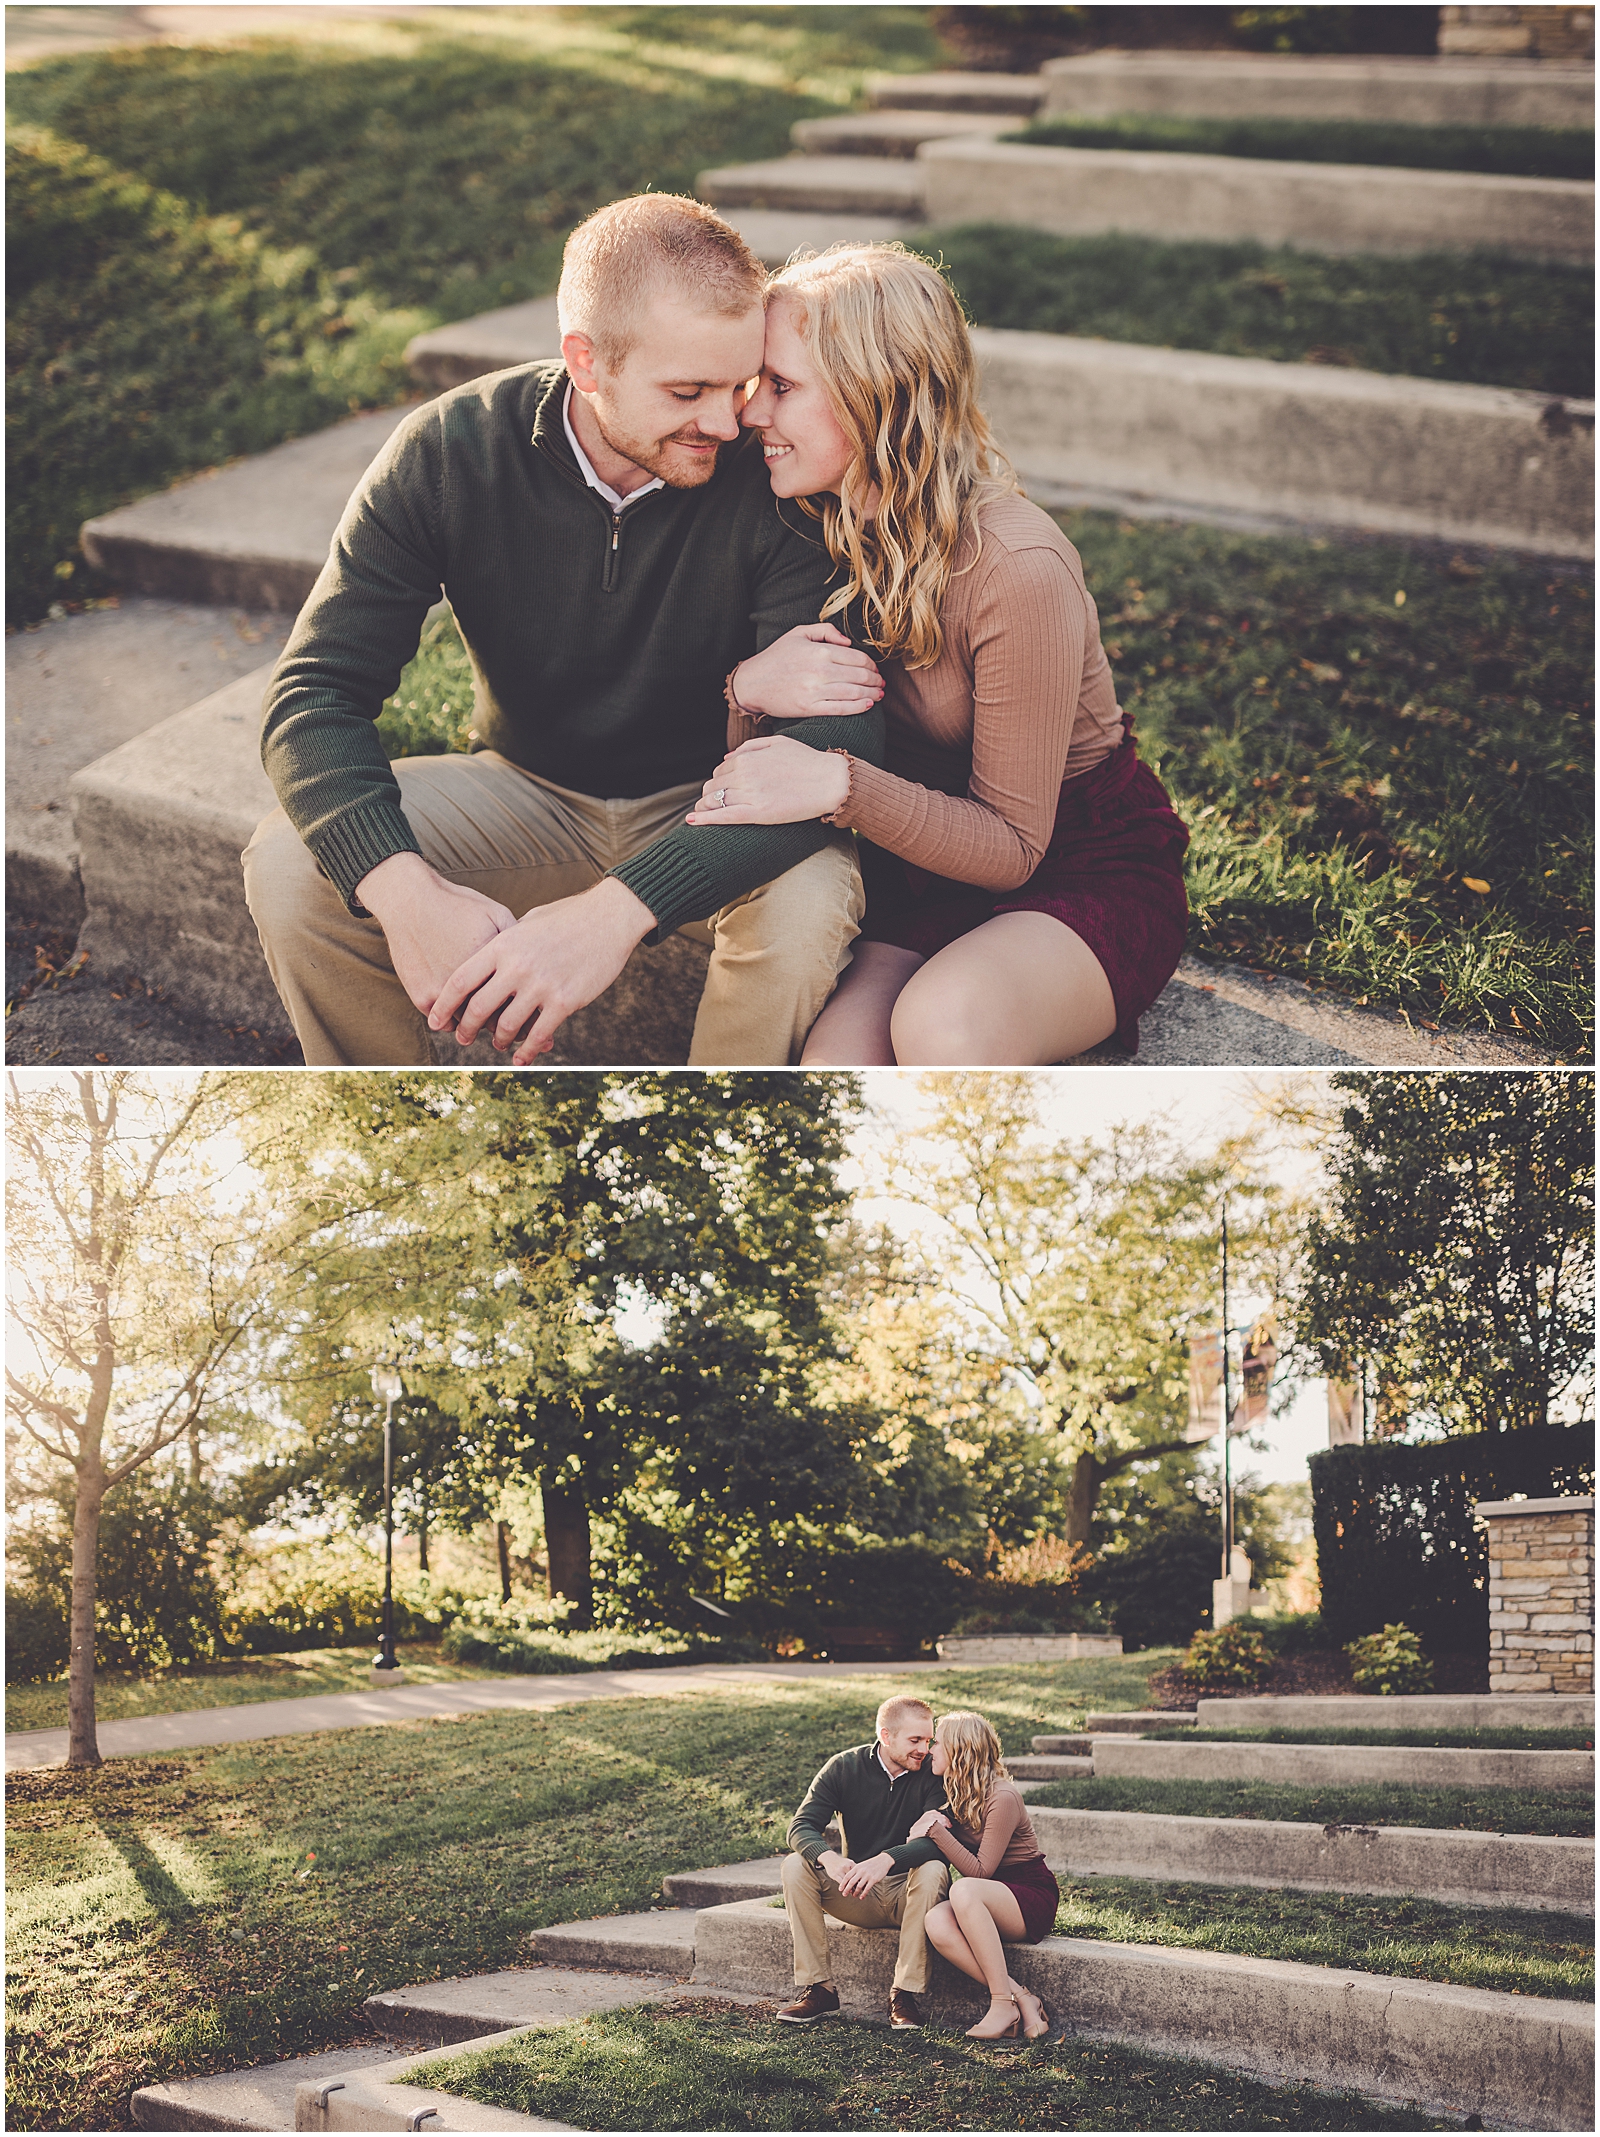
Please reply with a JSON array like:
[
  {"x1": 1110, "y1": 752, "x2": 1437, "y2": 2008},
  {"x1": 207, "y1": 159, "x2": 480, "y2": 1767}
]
[{"x1": 1310, "y1": 1425, "x2": 1594, "y2": 1652}]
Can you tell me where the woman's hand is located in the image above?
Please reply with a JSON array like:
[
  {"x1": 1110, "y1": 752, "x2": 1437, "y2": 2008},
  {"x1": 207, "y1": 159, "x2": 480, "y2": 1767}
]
[
  {"x1": 907, "y1": 1810, "x2": 950, "y2": 1840},
  {"x1": 732, "y1": 622, "x2": 882, "y2": 720},
  {"x1": 685, "y1": 735, "x2": 850, "y2": 825}
]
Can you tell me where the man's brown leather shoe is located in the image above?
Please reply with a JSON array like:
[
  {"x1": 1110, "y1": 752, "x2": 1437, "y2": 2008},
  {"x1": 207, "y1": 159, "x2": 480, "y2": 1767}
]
[
  {"x1": 776, "y1": 1982, "x2": 841, "y2": 2023},
  {"x1": 889, "y1": 1989, "x2": 926, "y2": 2029}
]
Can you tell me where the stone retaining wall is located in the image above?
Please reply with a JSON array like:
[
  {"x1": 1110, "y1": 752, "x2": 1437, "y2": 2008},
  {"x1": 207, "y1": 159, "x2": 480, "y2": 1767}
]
[{"x1": 1477, "y1": 1495, "x2": 1595, "y2": 1696}]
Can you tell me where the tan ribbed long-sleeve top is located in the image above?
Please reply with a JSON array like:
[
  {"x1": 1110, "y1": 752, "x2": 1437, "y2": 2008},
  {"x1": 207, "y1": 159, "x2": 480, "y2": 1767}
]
[
  {"x1": 929, "y1": 1782, "x2": 1045, "y2": 1878},
  {"x1": 728, "y1": 492, "x2": 1125, "y2": 893}
]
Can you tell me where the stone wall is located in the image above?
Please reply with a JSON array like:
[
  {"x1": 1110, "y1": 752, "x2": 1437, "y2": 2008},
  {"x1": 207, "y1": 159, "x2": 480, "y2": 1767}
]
[
  {"x1": 1439, "y1": 6, "x2": 1597, "y2": 60},
  {"x1": 1476, "y1": 1495, "x2": 1595, "y2": 1695}
]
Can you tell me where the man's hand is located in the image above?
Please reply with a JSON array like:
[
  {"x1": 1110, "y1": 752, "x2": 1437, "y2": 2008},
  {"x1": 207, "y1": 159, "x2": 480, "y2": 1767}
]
[
  {"x1": 427, "y1": 875, "x2": 654, "y2": 1062},
  {"x1": 906, "y1": 1810, "x2": 950, "y2": 1841},
  {"x1": 685, "y1": 735, "x2": 850, "y2": 826},
  {"x1": 732, "y1": 623, "x2": 882, "y2": 721},
  {"x1": 355, "y1": 852, "x2": 515, "y2": 1019},
  {"x1": 818, "y1": 1849, "x2": 855, "y2": 1889},
  {"x1": 835, "y1": 1849, "x2": 895, "y2": 1898}
]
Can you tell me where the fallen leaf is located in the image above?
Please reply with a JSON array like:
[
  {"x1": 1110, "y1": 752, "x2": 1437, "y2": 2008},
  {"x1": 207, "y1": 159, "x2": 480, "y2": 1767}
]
[{"x1": 1462, "y1": 877, "x2": 1491, "y2": 894}]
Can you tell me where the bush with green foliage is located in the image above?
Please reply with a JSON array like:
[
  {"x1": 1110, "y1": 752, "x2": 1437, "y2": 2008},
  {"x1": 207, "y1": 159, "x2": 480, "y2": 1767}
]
[
  {"x1": 1346, "y1": 1622, "x2": 1435, "y2": 1696},
  {"x1": 437, "y1": 1604, "x2": 766, "y2": 1674},
  {"x1": 218, "y1": 1535, "x2": 472, "y2": 1655},
  {"x1": 6, "y1": 1474, "x2": 226, "y2": 1680},
  {"x1": 1311, "y1": 1424, "x2": 1594, "y2": 1651},
  {"x1": 1178, "y1": 1620, "x2": 1274, "y2": 1691}
]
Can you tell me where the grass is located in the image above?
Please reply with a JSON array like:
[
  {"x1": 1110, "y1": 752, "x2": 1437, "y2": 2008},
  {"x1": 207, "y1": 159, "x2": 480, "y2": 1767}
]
[
  {"x1": 3, "y1": 1645, "x2": 503, "y2": 1735},
  {"x1": 4, "y1": 5, "x2": 946, "y2": 622},
  {"x1": 927, "y1": 223, "x2": 1594, "y2": 397},
  {"x1": 384, "y1": 513, "x2": 1594, "y2": 1050},
  {"x1": 1027, "y1": 1776, "x2": 1595, "y2": 1839},
  {"x1": 430, "y1": 1994, "x2": 1451, "y2": 2130},
  {"x1": 1157, "y1": 1726, "x2": 1594, "y2": 1751},
  {"x1": 1010, "y1": 112, "x2": 1597, "y2": 182},
  {"x1": 2, "y1": 1663, "x2": 1170, "y2": 2131},
  {"x1": 1046, "y1": 1876, "x2": 1592, "y2": 2000}
]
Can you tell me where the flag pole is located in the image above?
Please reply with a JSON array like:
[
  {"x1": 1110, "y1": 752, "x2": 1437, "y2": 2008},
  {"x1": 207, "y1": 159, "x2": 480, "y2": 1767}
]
[{"x1": 1221, "y1": 1197, "x2": 1232, "y2": 1580}]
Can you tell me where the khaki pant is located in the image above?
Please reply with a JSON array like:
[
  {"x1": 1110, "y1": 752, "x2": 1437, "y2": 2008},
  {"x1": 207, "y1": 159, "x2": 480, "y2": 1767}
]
[
  {"x1": 781, "y1": 1851, "x2": 949, "y2": 1994},
  {"x1": 243, "y1": 751, "x2": 863, "y2": 1066}
]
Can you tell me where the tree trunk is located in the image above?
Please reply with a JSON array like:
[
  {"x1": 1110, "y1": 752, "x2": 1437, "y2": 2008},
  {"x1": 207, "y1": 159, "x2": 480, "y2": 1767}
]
[
  {"x1": 67, "y1": 1467, "x2": 105, "y2": 1768},
  {"x1": 417, "y1": 1490, "x2": 429, "y2": 1577},
  {"x1": 495, "y1": 1520, "x2": 512, "y2": 1605},
  {"x1": 188, "y1": 1416, "x2": 201, "y2": 1486},
  {"x1": 1065, "y1": 1451, "x2": 1100, "y2": 1546},
  {"x1": 543, "y1": 1484, "x2": 593, "y2": 1622}
]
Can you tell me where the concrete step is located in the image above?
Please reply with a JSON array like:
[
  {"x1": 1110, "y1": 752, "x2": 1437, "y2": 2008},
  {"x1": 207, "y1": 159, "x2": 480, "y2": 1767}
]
[
  {"x1": 697, "y1": 154, "x2": 926, "y2": 218},
  {"x1": 6, "y1": 596, "x2": 291, "y2": 927},
  {"x1": 1091, "y1": 1736, "x2": 1593, "y2": 1792},
  {"x1": 405, "y1": 295, "x2": 562, "y2": 393},
  {"x1": 364, "y1": 1958, "x2": 694, "y2": 2049},
  {"x1": 1196, "y1": 1693, "x2": 1595, "y2": 1731},
  {"x1": 920, "y1": 136, "x2": 1594, "y2": 264},
  {"x1": 723, "y1": 207, "x2": 921, "y2": 264},
  {"x1": 968, "y1": 327, "x2": 1593, "y2": 560},
  {"x1": 689, "y1": 1894, "x2": 1594, "y2": 2129},
  {"x1": 661, "y1": 1857, "x2": 787, "y2": 1908},
  {"x1": 1031, "y1": 1805, "x2": 1596, "y2": 1915},
  {"x1": 62, "y1": 668, "x2": 713, "y2": 1063},
  {"x1": 1030, "y1": 1734, "x2": 1093, "y2": 1755},
  {"x1": 790, "y1": 110, "x2": 1004, "y2": 158},
  {"x1": 295, "y1": 2028, "x2": 571, "y2": 2131},
  {"x1": 1008, "y1": 1753, "x2": 1095, "y2": 1779},
  {"x1": 130, "y1": 2039, "x2": 425, "y2": 2132},
  {"x1": 1036, "y1": 50, "x2": 1596, "y2": 129},
  {"x1": 866, "y1": 70, "x2": 1046, "y2": 116},
  {"x1": 528, "y1": 1909, "x2": 698, "y2": 1975},
  {"x1": 80, "y1": 405, "x2": 417, "y2": 611},
  {"x1": 1084, "y1": 1711, "x2": 1196, "y2": 1733}
]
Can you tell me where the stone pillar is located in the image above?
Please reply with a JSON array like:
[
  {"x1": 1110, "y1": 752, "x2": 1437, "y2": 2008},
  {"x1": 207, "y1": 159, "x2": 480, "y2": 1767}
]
[
  {"x1": 1213, "y1": 1547, "x2": 1268, "y2": 1630},
  {"x1": 1476, "y1": 1495, "x2": 1594, "y2": 1695}
]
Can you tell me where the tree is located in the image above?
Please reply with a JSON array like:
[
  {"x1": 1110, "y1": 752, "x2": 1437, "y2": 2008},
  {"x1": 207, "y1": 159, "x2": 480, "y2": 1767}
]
[
  {"x1": 254, "y1": 1071, "x2": 871, "y2": 1620},
  {"x1": 1294, "y1": 1072, "x2": 1594, "y2": 1436},
  {"x1": 5, "y1": 1072, "x2": 388, "y2": 1765},
  {"x1": 869, "y1": 1073, "x2": 1295, "y2": 1545}
]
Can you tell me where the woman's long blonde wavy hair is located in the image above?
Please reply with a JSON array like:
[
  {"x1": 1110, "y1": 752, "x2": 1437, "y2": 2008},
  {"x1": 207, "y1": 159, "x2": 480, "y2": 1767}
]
[
  {"x1": 768, "y1": 244, "x2": 1016, "y2": 670},
  {"x1": 936, "y1": 1710, "x2": 1011, "y2": 1838}
]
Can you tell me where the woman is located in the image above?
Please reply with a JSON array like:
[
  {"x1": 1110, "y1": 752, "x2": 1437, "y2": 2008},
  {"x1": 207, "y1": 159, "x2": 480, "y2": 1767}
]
[
  {"x1": 684, "y1": 243, "x2": 1189, "y2": 1066},
  {"x1": 907, "y1": 1710, "x2": 1059, "y2": 2040}
]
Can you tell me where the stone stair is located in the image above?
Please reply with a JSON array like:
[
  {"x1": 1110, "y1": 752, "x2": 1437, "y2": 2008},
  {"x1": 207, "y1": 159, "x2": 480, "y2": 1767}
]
[{"x1": 1091, "y1": 1734, "x2": 1594, "y2": 1792}]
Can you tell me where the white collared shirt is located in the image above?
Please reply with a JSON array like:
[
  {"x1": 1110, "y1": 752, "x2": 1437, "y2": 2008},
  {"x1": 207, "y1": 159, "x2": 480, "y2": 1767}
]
[{"x1": 562, "y1": 382, "x2": 664, "y2": 512}]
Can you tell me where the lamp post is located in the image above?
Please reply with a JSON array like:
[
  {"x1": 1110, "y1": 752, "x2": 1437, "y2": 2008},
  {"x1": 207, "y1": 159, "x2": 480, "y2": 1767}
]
[{"x1": 370, "y1": 1364, "x2": 404, "y2": 1674}]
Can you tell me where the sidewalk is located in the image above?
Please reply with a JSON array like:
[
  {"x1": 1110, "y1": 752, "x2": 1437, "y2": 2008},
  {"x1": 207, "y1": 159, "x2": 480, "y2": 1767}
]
[{"x1": 4, "y1": 1658, "x2": 952, "y2": 1771}]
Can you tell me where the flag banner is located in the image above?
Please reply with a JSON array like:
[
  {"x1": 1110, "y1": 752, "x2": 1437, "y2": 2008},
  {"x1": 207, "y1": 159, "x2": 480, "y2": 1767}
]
[
  {"x1": 1230, "y1": 1320, "x2": 1278, "y2": 1435},
  {"x1": 1186, "y1": 1330, "x2": 1224, "y2": 1441},
  {"x1": 1327, "y1": 1378, "x2": 1364, "y2": 1445}
]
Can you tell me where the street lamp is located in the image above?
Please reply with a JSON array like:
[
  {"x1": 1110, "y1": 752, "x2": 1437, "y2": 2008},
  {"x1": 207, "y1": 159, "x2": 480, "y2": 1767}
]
[{"x1": 370, "y1": 1364, "x2": 404, "y2": 1675}]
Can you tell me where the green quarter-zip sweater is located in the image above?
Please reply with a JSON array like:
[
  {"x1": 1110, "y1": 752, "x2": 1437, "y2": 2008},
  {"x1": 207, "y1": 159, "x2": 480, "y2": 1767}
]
[
  {"x1": 787, "y1": 1743, "x2": 946, "y2": 1873},
  {"x1": 260, "y1": 360, "x2": 884, "y2": 935}
]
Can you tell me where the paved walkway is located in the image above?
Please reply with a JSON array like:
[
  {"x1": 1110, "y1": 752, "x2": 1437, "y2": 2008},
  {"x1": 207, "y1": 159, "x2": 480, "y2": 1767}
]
[{"x1": 4, "y1": 1658, "x2": 953, "y2": 1771}]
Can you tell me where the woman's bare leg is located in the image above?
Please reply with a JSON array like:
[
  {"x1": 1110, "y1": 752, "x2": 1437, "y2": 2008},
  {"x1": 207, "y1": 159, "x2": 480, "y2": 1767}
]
[
  {"x1": 926, "y1": 1898, "x2": 985, "y2": 1983},
  {"x1": 888, "y1": 911, "x2": 1118, "y2": 1066},
  {"x1": 950, "y1": 1878, "x2": 1032, "y2": 2037},
  {"x1": 800, "y1": 941, "x2": 923, "y2": 1065}
]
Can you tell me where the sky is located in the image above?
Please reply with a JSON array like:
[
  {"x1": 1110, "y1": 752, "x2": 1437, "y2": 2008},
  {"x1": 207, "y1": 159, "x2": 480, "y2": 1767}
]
[{"x1": 844, "y1": 1067, "x2": 1335, "y2": 1491}]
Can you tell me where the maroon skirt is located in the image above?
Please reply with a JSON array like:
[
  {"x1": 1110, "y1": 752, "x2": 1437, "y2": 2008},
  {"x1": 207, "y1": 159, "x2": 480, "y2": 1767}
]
[
  {"x1": 858, "y1": 722, "x2": 1190, "y2": 1054},
  {"x1": 994, "y1": 1853, "x2": 1061, "y2": 1944}
]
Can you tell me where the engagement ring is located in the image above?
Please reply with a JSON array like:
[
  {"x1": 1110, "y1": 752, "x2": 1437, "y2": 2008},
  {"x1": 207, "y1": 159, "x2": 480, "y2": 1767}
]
[{"x1": 716, "y1": 787, "x2": 729, "y2": 808}]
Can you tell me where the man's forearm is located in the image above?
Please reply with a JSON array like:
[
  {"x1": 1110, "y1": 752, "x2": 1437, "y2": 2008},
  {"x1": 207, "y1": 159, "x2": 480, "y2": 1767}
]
[{"x1": 608, "y1": 708, "x2": 886, "y2": 939}]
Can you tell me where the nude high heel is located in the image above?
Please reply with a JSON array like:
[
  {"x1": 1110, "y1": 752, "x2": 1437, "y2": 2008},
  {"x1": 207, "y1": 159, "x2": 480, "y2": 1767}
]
[{"x1": 965, "y1": 1994, "x2": 1021, "y2": 2040}]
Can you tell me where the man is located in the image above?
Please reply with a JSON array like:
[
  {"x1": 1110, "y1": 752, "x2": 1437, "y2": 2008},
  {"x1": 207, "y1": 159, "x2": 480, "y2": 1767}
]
[
  {"x1": 243, "y1": 192, "x2": 883, "y2": 1065},
  {"x1": 778, "y1": 1695, "x2": 949, "y2": 2029}
]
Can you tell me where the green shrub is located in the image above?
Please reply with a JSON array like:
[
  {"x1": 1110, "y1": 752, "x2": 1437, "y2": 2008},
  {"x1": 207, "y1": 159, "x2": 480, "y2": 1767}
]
[
  {"x1": 218, "y1": 1537, "x2": 471, "y2": 1654},
  {"x1": 1178, "y1": 1620, "x2": 1274, "y2": 1691},
  {"x1": 947, "y1": 1535, "x2": 1109, "y2": 1635},
  {"x1": 4, "y1": 1581, "x2": 71, "y2": 1685},
  {"x1": 6, "y1": 1475, "x2": 226, "y2": 1676},
  {"x1": 437, "y1": 1611, "x2": 766, "y2": 1674},
  {"x1": 1253, "y1": 1610, "x2": 1327, "y2": 1656},
  {"x1": 1346, "y1": 1622, "x2": 1435, "y2": 1695}
]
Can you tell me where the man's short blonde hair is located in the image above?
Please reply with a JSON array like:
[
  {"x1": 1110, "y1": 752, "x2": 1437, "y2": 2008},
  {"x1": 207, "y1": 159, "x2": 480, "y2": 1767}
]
[
  {"x1": 557, "y1": 193, "x2": 767, "y2": 370},
  {"x1": 876, "y1": 1696, "x2": 933, "y2": 1737}
]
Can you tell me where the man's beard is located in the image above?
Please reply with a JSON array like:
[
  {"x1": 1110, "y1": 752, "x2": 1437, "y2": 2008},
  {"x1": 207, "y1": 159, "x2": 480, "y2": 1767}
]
[{"x1": 594, "y1": 408, "x2": 725, "y2": 489}]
